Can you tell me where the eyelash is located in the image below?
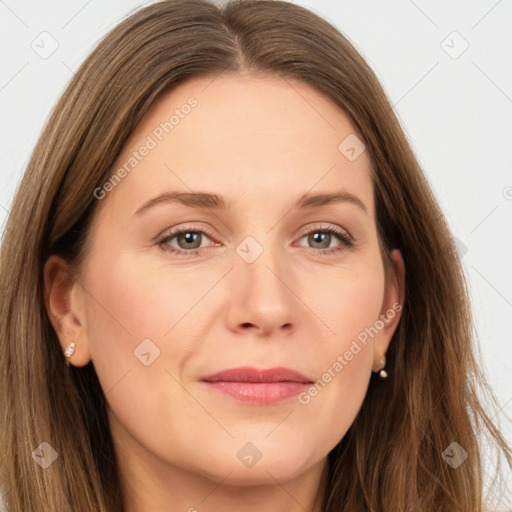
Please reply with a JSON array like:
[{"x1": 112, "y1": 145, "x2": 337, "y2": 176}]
[{"x1": 156, "y1": 223, "x2": 354, "y2": 257}]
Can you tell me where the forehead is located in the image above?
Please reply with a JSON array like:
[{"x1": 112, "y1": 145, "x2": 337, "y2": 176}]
[{"x1": 95, "y1": 73, "x2": 373, "y2": 220}]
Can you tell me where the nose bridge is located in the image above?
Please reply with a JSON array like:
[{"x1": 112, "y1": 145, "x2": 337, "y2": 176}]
[
  {"x1": 227, "y1": 230, "x2": 298, "y2": 334},
  {"x1": 235, "y1": 231, "x2": 289, "y2": 294}
]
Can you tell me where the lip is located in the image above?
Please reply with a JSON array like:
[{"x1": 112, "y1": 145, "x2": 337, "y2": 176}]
[
  {"x1": 199, "y1": 366, "x2": 313, "y2": 405},
  {"x1": 200, "y1": 366, "x2": 312, "y2": 383}
]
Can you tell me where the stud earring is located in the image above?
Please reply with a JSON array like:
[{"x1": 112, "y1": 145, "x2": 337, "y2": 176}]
[
  {"x1": 375, "y1": 355, "x2": 388, "y2": 379},
  {"x1": 64, "y1": 342, "x2": 76, "y2": 366}
]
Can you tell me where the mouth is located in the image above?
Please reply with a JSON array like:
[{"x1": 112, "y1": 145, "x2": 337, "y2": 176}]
[{"x1": 199, "y1": 366, "x2": 314, "y2": 405}]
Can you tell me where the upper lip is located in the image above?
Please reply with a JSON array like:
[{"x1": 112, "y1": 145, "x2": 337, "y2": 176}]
[{"x1": 200, "y1": 366, "x2": 313, "y2": 383}]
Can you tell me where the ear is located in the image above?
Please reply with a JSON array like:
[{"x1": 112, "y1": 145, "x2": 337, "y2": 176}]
[
  {"x1": 43, "y1": 254, "x2": 92, "y2": 367},
  {"x1": 372, "y1": 248, "x2": 405, "y2": 372}
]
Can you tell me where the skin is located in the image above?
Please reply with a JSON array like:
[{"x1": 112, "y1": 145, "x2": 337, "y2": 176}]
[{"x1": 44, "y1": 73, "x2": 405, "y2": 512}]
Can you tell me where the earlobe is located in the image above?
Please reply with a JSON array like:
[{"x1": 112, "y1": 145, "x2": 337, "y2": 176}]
[
  {"x1": 373, "y1": 354, "x2": 388, "y2": 378},
  {"x1": 43, "y1": 255, "x2": 91, "y2": 367},
  {"x1": 372, "y1": 248, "x2": 405, "y2": 373}
]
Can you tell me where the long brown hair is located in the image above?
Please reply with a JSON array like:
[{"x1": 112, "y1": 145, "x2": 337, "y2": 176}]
[{"x1": 0, "y1": 1, "x2": 510, "y2": 510}]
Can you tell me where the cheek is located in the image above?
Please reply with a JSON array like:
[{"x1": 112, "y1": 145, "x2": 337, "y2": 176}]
[
  {"x1": 80, "y1": 254, "x2": 205, "y2": 452},
  {"x1": 301, "y1": 257, "x2": 385, "y2": 348},
  {"x1": 80, "y1": 251, "x2": 197, "y2": 398},
  {"x1": 295, "y1": 260, "x2": 384, "y2": 434},
  {"x1": 83, "y1": 250, "x2": 201, "y2": 346}
]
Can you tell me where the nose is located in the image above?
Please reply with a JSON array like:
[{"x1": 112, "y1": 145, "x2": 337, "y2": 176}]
[{"x1": 225, "y1": 237, "x2": 299, "y2": 338}]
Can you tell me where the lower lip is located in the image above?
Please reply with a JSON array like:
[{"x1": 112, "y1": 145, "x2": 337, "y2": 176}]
[{"x1": 202, "y1": 381, "x2": 311, "y2": 404}]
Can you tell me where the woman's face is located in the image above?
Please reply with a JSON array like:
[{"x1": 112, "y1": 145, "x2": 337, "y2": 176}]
[{"x1": 46, "y1": 73, "x2": 403, "y2": 498}]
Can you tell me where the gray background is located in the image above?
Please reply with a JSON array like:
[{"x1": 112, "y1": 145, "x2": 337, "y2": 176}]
[{"x1": 0, "y1": 0, "x2": 510, "y2": 506}]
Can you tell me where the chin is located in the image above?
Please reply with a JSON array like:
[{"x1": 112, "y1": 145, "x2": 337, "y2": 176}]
[
  {"x1": 190, "y1": 435, "x2": 323, "y2": 486},
  {"x1": 210, "y1": 459, "x2": 315, "y2": 487}
]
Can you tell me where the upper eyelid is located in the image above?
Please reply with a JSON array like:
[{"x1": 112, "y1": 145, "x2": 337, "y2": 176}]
[{"x1": 160, "y1": 222, "x2": 351, "y2": 238}]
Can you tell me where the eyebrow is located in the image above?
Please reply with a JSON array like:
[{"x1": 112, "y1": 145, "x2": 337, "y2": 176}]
[{"x1": 133, "y1": 188, "x2": 368, "y2": 216}]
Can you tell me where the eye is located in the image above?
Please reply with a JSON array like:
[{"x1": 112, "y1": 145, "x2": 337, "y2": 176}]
[
  {"x1": 295, "y1": 224, "x2": 354, "y2": 255},
  {"x1": 156, "y1": 225, "x2": 217, "y2": 257},
  {"x1": 156, "y1": 223, "x2": 354, "y2": 257}
]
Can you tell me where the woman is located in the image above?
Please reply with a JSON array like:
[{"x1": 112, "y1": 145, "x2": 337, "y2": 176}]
[{"x1": 0, "y1": 0, "x2": 510, "y2": 510}]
